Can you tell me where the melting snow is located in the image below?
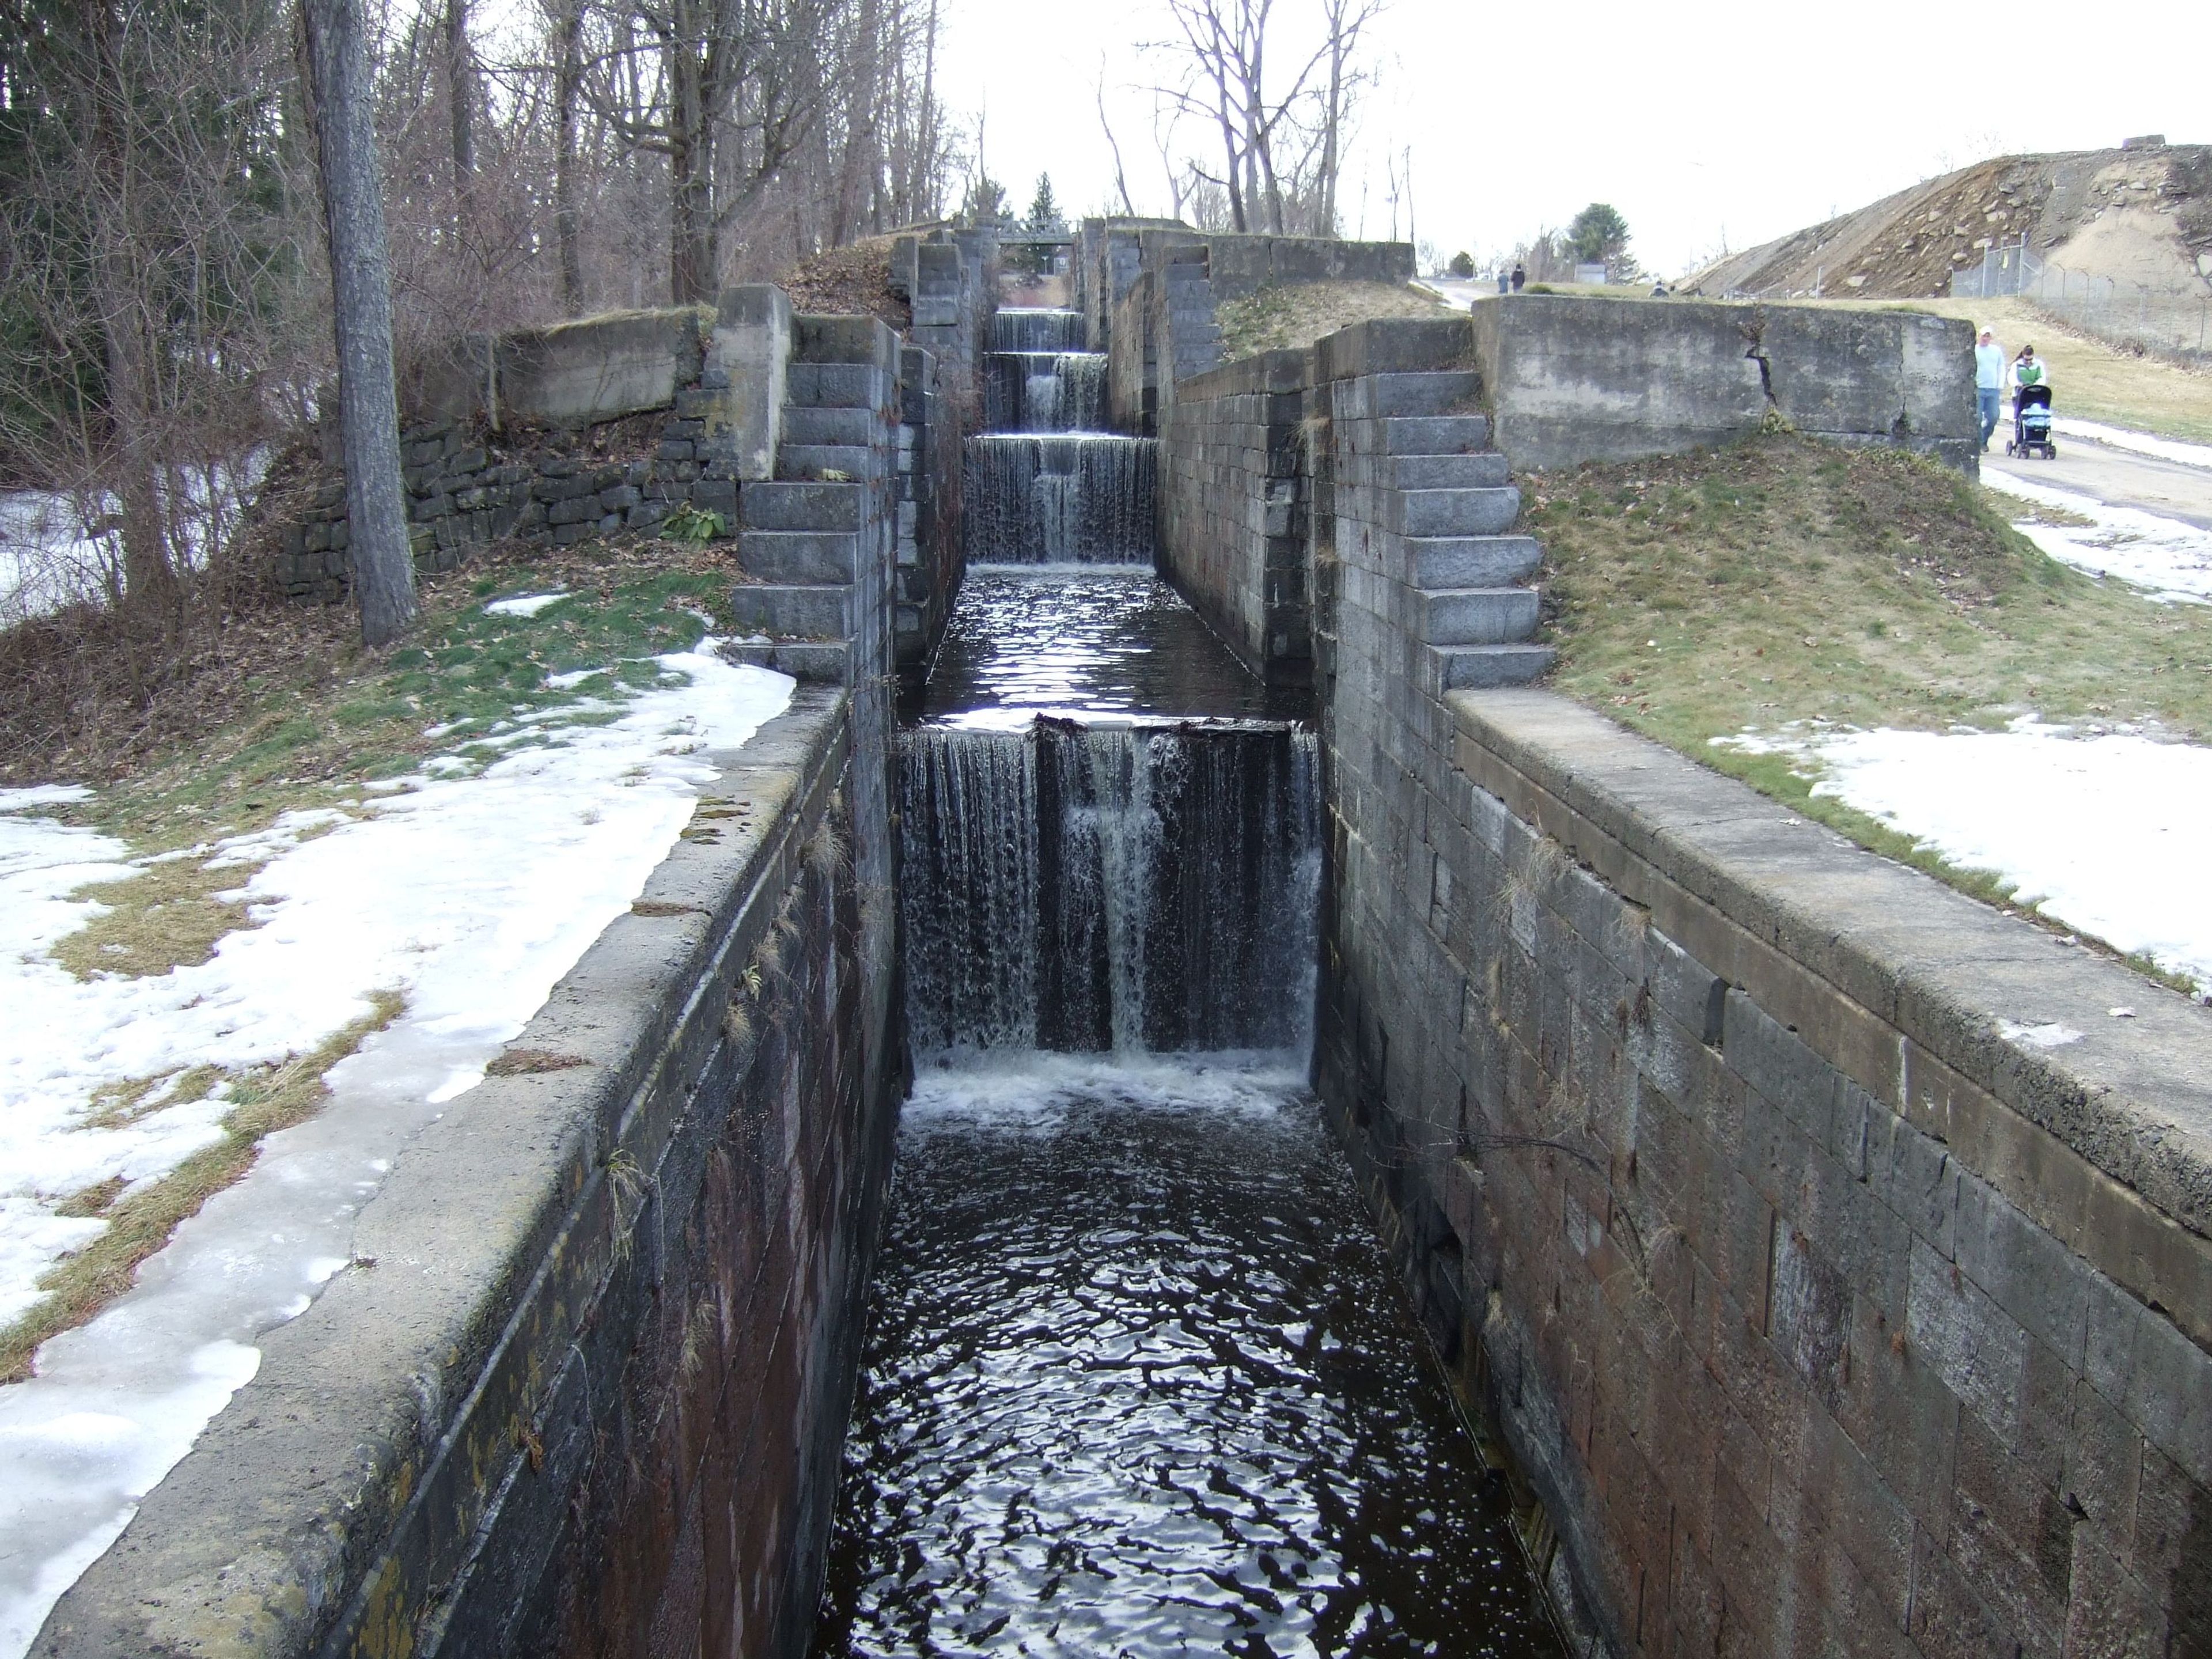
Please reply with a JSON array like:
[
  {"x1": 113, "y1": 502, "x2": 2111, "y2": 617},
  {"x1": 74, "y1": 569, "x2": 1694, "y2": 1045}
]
[
  {"x1": 0, "y1": 641, "x2": 790, "y2": 1655},
  {"x1": 1982, "y1": 470, "x2": 2212, "y2": 603},
  {"x1": 1716, "y1": 720, "x2": 2212, "y2": 993},
  {"x1": 2052, "y1": 419, "x2": 2212, "y2": 472},
  {"x1": 483, "y1": 589, "x2": 571, "y2": 617}
]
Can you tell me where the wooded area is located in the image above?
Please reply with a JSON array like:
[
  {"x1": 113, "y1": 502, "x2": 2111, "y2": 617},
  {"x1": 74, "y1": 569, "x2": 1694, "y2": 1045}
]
[{"x1": 0, "y1": 0, "x2": 956, "y2": 624}]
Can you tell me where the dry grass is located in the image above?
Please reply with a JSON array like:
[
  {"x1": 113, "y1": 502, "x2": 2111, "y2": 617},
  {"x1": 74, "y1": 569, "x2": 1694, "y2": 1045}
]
[
  {"x1": 48, "y1": 853, "x2": 278, "y2": 979},
  {"x1": 1215, "y1": 281, "x2": 1456, "y2": 361},
  {"x1": 1, "y1": 990, "x2": 403, "y2": 1382},
  {"x1": 1874, "y1": 296, "x2": 2212, "y2": 443},
  {"x1": 780, "y1": 236, "x2": 911, "y2": 331},
  {"x1": 1531, "y1": 434, "x2": 2212, "y2": 986}
]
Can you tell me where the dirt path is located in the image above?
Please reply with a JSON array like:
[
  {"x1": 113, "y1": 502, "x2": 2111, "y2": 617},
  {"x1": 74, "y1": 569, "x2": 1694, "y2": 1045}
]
[{"x1": 1984, "y1": 432, "x2": 2212, "y2": 529}]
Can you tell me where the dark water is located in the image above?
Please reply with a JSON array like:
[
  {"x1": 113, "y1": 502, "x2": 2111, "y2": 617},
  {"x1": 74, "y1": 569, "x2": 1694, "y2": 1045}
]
[
  {"x1": 811, "y1": 1059, "x2": 1562, "y2": 1658},
  {"x1": 907, "y1": 570, "x2": 1310, "y2": 727}
]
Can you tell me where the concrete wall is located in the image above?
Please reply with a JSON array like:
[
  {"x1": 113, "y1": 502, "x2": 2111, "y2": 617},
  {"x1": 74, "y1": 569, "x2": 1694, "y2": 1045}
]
[
  {"x1": 414, "y1": 306, "x2": 711, "y2": 429},
  {"x1": 1467, "y1": 293, "x2": 1979, "y2": 473},
  {"x1": 1157, "y1": 348, "x2": 1312, "y2": 684},
  {"x1": 1301, "y1": 317, "x2": 2212, "y2": 1654},
  {"x1": 39, "y1": 687, "x2": 903, "y2": 1659}
]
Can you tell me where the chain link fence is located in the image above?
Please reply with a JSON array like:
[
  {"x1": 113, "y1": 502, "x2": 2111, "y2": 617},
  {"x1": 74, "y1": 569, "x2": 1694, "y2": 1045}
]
[{"x1": 1953, "y1": 240, "x2": 2212, "y2": 364}]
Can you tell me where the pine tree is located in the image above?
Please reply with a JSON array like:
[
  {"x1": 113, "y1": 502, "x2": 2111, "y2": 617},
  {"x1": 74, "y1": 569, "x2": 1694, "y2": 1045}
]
[{"x1": 1025, "y1": 173, "x2": 1063, "y2": 234}]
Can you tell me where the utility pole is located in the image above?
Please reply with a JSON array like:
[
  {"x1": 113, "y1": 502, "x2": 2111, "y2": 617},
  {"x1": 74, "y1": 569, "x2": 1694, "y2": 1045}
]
[{"x1": 300, "y1": 0, "x2": 416, "y2": 646}]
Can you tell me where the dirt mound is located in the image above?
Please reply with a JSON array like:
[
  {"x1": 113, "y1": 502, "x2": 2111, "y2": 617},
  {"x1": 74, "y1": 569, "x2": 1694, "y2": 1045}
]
[
  {"x1": 778, "y1": 237, "x2": 911, "y2": 330},
  {"x1": 1688, "y1": 144, "x2": 2212, "y2": 300}
]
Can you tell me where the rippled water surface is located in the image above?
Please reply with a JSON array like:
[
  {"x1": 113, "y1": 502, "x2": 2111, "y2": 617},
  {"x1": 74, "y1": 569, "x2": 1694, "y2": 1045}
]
[
  {"x1": 908, "y1": 570, "x2": 1311, "y2": 728},
  {"x1": 812, "y1": 1057, "x2": 1559, "y2": 1658}
]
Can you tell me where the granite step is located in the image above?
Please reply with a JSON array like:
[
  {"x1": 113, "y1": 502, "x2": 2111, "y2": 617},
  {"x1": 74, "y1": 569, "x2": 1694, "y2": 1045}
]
[
  {"x1": 737, "y1": 530, "x2": 861, "y2": 584},
  {"x1": 1390, "y1": 484, "x2": 1522, "y2": 537},
  {"x1": 1416, "y1": 586, "x2": 1541, "y2": 646},
  {"x1": 1372, "y1": 372, "x2": 1482, "y2": 418},
  {"x1": 1392, "y1": 452, "x2": 1510, "y2": 490},
  {"x1": 1430, "y1": 643, "x2": 1556, "y2": 690},
  {"x1": 739, "y1": 482, "x2": 861, "y2": 532},
  {"x1": 781, "y1": 406, "x2": 877, "y2": 446},
  {"x1": 1407, "y1": 535, "x2": 1541, "y2": 589},
  {"x1": 1380, "y1": 414, "x2": 1491, "y2": 455},
  {"x1": 725, "y1": 583, "x2": 851, "y2": 641}
]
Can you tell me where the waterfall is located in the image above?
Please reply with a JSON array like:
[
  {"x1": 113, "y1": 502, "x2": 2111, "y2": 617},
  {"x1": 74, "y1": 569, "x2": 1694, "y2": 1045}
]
[
  {"x1": 963, "y1": 435, "x2": 1157, "y2": 565},
  {"x1": 990, "y1": 308, "x2": 1088, "y2": 352},
  {"x1": 982, "y1": 352, "x2": 1110, "y2": 432},
  {"x1": 900, "y1": 721, "x2": 1319, "y2": 1057},
  {"x1": 968, "y1": 306, "x2": 1153, "y2": 566}
]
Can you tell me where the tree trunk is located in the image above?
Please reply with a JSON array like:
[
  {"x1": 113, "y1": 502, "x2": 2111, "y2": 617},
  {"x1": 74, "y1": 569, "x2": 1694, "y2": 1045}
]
[
  {"x1": 300, "y1": 0, "x2": 416, "y2": 647},
  {"x1": 667, "y1": 37, "x2": 714, "y2": 305},
  {"x1": 86, "y1": 3, "x2": 177, "y2": 620},
  {"x1": 445, "y1": 0, "x2": 474, "y2": 185},
  {"x1": 553, "y1": 0, "x2": 584, "y2": 310}
]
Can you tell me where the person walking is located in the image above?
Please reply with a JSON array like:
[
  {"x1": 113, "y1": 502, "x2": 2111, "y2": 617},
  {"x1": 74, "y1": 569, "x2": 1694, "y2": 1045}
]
[
  {"x1": 2010, "y1": 344, "x2": 2051, "y2": 395},
  {"x1": 1974, "y1": 327, "x2": 2005, "y2": 451},
  {"x1": 1510, "y1": 263, "x2": 1526, "y2": 292}
]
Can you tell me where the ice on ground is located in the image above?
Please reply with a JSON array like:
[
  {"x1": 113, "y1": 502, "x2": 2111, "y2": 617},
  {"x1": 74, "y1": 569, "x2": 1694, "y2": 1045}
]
[
  {"x1": 2054, "y1": 418, "x2": 2212, "y2": 471},
  {"x1": 1716, "y1": 720, "x2": 2212, "y2": 994},
  {"x1": 0, "y1": 641, "x2": 791, "y2": 1657},
  {"x1": 1982, "y1": 470, "x2": 2212, "y2": 603},
  {"x1": 484, "y1": 590, "x2": 571, "y2": 617}
]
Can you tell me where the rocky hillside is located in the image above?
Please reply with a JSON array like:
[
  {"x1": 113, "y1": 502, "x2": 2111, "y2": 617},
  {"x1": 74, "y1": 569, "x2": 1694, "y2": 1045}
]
[{"x1": 1687, "y1": 142, "x2": 2212, "y2": 300}]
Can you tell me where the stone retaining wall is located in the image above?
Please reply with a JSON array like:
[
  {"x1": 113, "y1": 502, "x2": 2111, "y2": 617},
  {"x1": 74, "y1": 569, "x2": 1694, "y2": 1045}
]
[
  {"x1": 1312, "y1": 486, "x2": 2212, "y2": 1659},
  {"x1": 1157, "y1": 347, "x2": 1312, "y2": 684},
  {"x1": 40, "y1": 687, "x2": 904, "y2": 1659}
]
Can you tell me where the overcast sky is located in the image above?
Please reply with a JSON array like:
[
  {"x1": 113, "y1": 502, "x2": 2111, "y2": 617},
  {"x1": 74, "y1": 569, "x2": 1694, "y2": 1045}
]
[{"x1": 934, "y1": 0, "x2": 2204, "y2": 275}]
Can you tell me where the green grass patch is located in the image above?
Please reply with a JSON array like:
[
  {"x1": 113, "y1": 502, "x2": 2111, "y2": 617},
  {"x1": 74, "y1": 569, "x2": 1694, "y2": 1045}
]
[{"x1": 1533, "y1": 434, "x2": 2212, "y2": 986}]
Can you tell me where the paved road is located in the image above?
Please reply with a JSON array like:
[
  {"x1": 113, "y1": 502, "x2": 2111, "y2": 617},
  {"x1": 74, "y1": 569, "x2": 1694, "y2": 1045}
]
[{"x1": 1983, "y1": 433, "x2": 2212, "y2": 529}]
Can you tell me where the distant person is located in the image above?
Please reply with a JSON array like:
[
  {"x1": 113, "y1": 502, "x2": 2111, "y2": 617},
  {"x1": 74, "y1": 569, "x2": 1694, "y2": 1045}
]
[
  {"x1": 1650, "y1": 280, "x2": 1672, "y2": 298},
  {"x1": 1974, "y1": 327, "x2": 2006, "y2": 450},
  {"x1": 1497, "y1": 270, "x2": 1510, "y2": 294},
  {"x1": 1510, "y1": 263, "x2": 1526, "y2": 292}
]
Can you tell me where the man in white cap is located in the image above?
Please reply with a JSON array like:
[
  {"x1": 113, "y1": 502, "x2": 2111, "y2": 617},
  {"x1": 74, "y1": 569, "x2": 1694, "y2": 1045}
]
[{"x1": 1974, "y1": 327, "x2": 2005, "y2": 451}]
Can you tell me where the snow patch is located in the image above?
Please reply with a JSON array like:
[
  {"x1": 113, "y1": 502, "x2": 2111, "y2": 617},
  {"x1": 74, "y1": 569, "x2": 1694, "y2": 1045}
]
[
  {"x1": 0, "y1": 641, "x2": 791, "y2": 1655},
  {"x1": 1997, "y1": 1020, "x2": 2084, "y2": 1050},
  {"x1": 1982, "y1": 470, "x2": 2212, "y2": 603},
  {"x1": 483, "y1": 590, "x2": 571, "y2": 618},
  {"x1": 1718, "y1": 720, "x2": 2212, "y2": 993},
  {"x1": 2053, "y1": 419, "x2": 2212, "y2": 472}
]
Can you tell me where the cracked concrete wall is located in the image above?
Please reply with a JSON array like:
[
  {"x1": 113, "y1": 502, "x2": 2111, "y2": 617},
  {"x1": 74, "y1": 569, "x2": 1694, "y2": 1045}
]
[{"x1": 1465, "y1": 293, "x2": 1979, "y2": 474}]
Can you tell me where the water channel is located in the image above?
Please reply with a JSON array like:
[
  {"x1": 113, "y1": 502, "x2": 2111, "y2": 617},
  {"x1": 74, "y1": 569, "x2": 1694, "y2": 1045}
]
[{"x1": 812, "y1": 311, "x2": 1560, "y2": 1658}]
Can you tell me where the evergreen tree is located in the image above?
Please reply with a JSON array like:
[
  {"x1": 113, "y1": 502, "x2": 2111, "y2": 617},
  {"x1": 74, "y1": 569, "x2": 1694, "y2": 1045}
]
[
  {"x1": 1025, "y1": 173, "x2": 1063, "y2": 234},
  {"x1": 1568, "y1": 203, "x2": 1631, "y2": 268}
]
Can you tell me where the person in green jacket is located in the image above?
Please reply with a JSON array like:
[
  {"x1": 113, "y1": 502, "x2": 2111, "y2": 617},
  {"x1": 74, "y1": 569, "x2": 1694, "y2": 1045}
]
[{"x1": 2010, "y1": 344, "x2": 2051, "y2": 395}]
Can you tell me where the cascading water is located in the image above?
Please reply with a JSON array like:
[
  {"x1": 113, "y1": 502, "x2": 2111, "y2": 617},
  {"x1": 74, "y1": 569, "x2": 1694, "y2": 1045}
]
[
  {"x1": 901, "y1": 721, "x2": 1319, "y2": 1056},
  {"x1": 966, "y1": 307, "x2": 1157, "y2": 565},
  {"x1": 812, "y1": 303, "x2": 1557, "y2": 1658}
]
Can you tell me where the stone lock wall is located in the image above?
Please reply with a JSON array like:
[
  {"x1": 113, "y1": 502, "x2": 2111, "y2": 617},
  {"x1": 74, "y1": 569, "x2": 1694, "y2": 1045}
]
[
  {"x1": 40, "y1": 689, "x2": 904, "y2": 1659},
  {"x1": 1298, "y1": 317, "x2": 2212, "y2": 1655},
  {"x1": 1156, "y1": 347, "x2": 1313, "y2": 685}
]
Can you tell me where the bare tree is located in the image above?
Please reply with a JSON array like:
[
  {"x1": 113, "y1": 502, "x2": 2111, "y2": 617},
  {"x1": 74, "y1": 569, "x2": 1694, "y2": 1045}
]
[
  {"x1": 1148, "y1": 0, "x2": 1378, "y2": 238},
  {"x1": 301, "y1": 0, "x2": 417, "y2": 645}
]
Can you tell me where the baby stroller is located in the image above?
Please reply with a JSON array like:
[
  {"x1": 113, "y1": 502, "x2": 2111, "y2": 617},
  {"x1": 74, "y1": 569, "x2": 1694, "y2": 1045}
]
[{"x1": 2007, "y1": 384, "x2": 2056, "y2": 459}]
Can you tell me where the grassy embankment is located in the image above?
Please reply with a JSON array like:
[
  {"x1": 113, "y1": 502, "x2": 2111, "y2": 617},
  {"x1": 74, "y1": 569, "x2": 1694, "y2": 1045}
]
[
  {"x1": 1530, "y1": 434, "x2": 2212, "y2": 987},
  {"x1": 2, "y1": 534, "x2": 746, "y2": 1380}
]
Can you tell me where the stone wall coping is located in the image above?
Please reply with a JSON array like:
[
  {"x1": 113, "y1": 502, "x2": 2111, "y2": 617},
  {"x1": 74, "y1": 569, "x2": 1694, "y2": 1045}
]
[
  {"x1": 1447, "y1": 689, "x2": 2212, "y2": 1325},
  {"x1": 1175, "y1": 346, "x2": 1312, "y2": 402},
  {"x1": 40, "y1": 685, "x2": 850, "y2": 1658}
]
